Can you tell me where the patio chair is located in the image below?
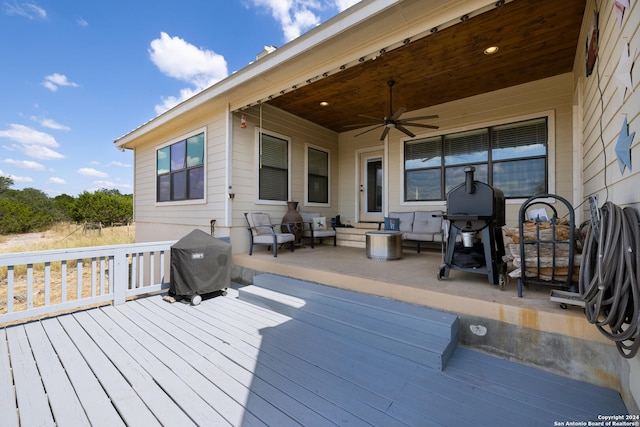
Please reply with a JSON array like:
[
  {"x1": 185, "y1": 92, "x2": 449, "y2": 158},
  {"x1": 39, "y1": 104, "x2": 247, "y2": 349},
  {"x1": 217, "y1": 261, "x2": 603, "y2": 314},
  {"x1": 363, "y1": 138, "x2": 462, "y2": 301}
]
[
  {"x1": 244, "y1": 212, "x2": 295, "y2": 257},
  {"x1": 300, "y1": 212, "x2": 336, "y2": 248}
]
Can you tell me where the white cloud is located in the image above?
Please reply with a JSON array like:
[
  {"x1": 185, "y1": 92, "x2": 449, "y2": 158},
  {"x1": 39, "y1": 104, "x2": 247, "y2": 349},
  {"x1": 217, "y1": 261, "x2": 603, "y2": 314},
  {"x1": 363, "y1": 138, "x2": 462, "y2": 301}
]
[
  {"x1": 89, "y1": 180, "x2": 132, "y2": 192},
  {"x1": 334, "y1": 0, "x2": 360, "y2": 12},
  {"x1": 42, "y1": 73, "x2": 79, "y2": 92},
  {"x1": 23, "y1": 145, "x2": 65, "y2": 160},
  {"x1": 76, "y1": 17, "x2": 88, "y2": 27},
  {"x1": 250, "y1": 1, "x2": 361, "y2": 41},
  {"x1": 5, "y1": 173, "x2": 33, "y2": 183},
  {"x1": 31, "y1": 116, "x2": 71, "y2": 131},
  {"x1": 149, "y1": 32, "x2": 228, "y2": 114},
  {"x1": 108, "y1": 161, "x2": 131, "y2": 168},
  {"x1": 77, "y1": 167, "x2": 108, "y2": 178},
  {"x1": 251, "y1": 0, "x2": 325, "y2": 41},
  {"x1": 4, "y1": 2, "x2": 46, "y2": 20},
  {"x1": 155, "y1": 87, "x2": 202, "y2": 114},
  {"x1": 48, "y1": 177, "x2": 67, "y2": 184},
  {"x1": 2, "y1": 158, "x2": 46, "y2": 170},
  {"x1": 0, "y1": 124, "x2": 58, "y2": 147}
]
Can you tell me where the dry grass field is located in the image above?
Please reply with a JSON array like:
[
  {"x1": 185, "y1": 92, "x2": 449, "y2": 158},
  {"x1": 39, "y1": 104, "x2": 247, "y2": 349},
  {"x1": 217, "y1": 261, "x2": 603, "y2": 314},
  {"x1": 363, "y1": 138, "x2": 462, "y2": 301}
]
[{"x1": 0, "y1": 223, "x2": 135, "y2": 317}]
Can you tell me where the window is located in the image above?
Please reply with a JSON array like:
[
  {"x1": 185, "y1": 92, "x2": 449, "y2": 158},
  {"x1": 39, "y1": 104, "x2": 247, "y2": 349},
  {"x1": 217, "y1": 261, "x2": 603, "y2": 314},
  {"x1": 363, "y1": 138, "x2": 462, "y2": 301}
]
[
  {"x1": 157, "y1": 131, "x2": 205, "y2": 202},
  {"x1": 404, "y1": 117, "x2": 547, "y2": 201},
  {"x1": 259, "y1": 132, "x2": 289, "y2": 201},
  {"x1": 307, "y1": 146, "x2": 329, "y2": 204}
]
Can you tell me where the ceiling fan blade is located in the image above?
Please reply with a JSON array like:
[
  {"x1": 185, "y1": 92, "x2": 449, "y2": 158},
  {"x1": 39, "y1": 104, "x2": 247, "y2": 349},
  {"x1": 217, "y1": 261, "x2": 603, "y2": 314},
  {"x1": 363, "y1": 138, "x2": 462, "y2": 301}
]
[
  {"x1": 399, "y1": 122, "x2": 440, "y2": 130},
  {"x1": 400, "y1": 114, "x2": 439, "y2": 121},
  {"x1": 395, "y1": 125, "x2": 416, "y2": 138},
  {"x1": 354, "y1": 124, "x2": 384, "y2": 137},
  {"x1": 343, "y1": 122, "x2": 380, "y2": 128},
  {"x1": 389, "y1": 107, "x2": 406, "y2": 121},
  {"x1": 358, "y1": 114, "x2": 383, "y2": 121},
  {"x1": 380, "y1": 127, "x2": 391, "y2": 141}
]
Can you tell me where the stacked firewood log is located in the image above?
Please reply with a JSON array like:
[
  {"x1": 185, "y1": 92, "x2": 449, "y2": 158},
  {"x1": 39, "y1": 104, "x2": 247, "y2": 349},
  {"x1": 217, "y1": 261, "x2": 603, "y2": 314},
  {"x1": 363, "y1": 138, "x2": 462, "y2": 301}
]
[{"x1": 503, "y1": 219, "x2": 581, "y2": 283}]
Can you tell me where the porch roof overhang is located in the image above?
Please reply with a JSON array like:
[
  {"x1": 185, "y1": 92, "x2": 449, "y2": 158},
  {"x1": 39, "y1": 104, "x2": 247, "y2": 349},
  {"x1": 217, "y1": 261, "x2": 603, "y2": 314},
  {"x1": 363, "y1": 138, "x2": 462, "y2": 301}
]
[{"x1": 114, "y1": 0, "x2": 586, "y2": 149}]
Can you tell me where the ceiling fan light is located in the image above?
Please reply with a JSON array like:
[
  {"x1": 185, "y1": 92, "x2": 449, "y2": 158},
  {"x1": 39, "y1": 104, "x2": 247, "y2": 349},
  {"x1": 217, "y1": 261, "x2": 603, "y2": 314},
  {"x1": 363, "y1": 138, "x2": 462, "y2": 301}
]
[{"x1": 484, "y1": 46, "x2": 499, "y2": 55}]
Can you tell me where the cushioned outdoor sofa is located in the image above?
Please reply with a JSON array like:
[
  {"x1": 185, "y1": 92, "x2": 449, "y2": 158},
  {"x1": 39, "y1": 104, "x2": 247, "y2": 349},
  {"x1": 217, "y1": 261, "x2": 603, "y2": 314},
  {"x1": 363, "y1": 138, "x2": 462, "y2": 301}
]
[{"x1": 379, "y1": 210, "x2": 448, "y2": 252}]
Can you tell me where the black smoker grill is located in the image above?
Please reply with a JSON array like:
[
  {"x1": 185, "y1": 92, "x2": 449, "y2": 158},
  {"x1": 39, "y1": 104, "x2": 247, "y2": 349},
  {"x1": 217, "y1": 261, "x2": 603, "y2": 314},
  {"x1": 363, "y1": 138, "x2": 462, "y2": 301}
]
[
  {"x1": 438, "y1": 166, "x2": 507, "y2": 287},
  {"x1": 170, "y1": 229, "x2": 231, "y2": 305}
]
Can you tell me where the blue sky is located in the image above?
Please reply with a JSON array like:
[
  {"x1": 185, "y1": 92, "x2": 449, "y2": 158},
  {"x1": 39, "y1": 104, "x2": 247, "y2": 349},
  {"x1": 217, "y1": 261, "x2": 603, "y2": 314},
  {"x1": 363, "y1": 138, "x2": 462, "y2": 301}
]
[{"x1": 0, "y1": 0, "x2": 359, "y2": 197}]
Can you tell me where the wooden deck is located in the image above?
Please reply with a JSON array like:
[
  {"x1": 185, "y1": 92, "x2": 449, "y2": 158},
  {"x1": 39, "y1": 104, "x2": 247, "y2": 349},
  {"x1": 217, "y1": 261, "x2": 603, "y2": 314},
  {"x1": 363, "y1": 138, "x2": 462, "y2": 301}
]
[{"x1": 1, "y1": 275, "x2": 627, "y2": 426}]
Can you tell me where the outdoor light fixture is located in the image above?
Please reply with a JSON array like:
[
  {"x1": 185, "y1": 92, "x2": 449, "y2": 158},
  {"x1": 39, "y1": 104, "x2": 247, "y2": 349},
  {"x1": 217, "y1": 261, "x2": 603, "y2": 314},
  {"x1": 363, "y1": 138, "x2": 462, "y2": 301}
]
[{"x1": 484, "y1": 46, "x2": 499, "y2": 55}]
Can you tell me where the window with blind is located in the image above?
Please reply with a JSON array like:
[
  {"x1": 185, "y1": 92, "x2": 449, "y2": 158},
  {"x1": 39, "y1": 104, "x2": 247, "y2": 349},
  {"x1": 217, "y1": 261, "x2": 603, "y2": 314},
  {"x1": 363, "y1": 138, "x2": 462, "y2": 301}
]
[
  {"x1": 259, "y1": 132, "x2": 289, "y2": 201},
  {"x1": 157, "y1": 131, "x2": 205, "y2": 202},
  {"x1": 307, "y1": 146, "x2": 329, "y2": 204},
  {"x1": 404, "y1": 117, "x2": 547, "y2": 201}
]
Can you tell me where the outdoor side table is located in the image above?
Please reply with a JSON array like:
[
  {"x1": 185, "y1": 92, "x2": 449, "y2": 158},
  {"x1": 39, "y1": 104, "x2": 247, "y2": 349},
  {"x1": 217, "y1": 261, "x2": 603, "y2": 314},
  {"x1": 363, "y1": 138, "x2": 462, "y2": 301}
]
[{"x1": 365, "y1": 231, "x2": 402, "y2": 261}]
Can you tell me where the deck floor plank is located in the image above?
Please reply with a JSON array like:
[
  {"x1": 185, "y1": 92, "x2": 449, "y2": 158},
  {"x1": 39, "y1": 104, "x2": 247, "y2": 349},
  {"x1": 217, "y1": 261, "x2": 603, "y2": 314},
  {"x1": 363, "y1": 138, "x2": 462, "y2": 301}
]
[
  {"x1": 40, "y1": 318, "x2": 126, "y2": 427},
  {"x1": 214, "y1": 296, "x2": 398, "y2": 409},
  {"x1": 0, "y1": 328, "x2": 19, "y2": 427},
  {"x1": 140, "y1": 297, "x2": 346, "y2": 427},
  {"x1": 209, "y1": 297, "x2": 411, "y2": 397},
  {"x1": 5, "y1": 325, "x2": 55, "y2": 427},
  {"x1": 1, "y1": 278, "x2": 629, "y2": 426},
  {"x1": 115, "y1": 301, "x2": 269, "y2": 427},
  {"x1": 76, "y1": 309, "x2": 222, "y2": 427},
  {"x1": 23, "y1": 321, "x2": 91, "y2": 426},
  {"x1": 133, "y1": 298, "x2": 306, "y2": 427},
  {"x1": 56, "y1": 313, "x2": 163, "y2": 427},
  {"x1": 197, "y1": 297, "x2": 409, "y2": 426},
  {"x1": 101, "y1": 303, "x2": 263, "y2": 427}
]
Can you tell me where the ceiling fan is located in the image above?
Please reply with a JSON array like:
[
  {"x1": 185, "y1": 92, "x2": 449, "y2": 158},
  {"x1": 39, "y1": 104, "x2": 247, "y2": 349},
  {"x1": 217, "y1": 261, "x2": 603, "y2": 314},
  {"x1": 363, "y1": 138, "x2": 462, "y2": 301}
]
[{"x1": 347, "y1": 80, "x2": 439, "y2": 140}]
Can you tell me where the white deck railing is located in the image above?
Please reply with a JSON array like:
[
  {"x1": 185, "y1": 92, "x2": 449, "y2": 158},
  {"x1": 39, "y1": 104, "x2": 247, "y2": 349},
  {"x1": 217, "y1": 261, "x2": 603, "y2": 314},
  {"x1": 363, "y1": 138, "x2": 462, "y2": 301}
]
[{"x1": 0, "y1": 241, "x2": 175, "y2": 324}]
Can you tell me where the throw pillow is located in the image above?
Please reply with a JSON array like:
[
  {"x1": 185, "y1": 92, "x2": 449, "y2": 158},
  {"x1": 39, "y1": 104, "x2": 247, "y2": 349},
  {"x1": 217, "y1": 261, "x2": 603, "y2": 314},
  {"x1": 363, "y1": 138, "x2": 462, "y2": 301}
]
[
  {"x1": 312, "y1": 216, "x2": 327, "y2": 230},
  {"x1": 384, "y1": 217, "x2": 400, "y2": 231}
]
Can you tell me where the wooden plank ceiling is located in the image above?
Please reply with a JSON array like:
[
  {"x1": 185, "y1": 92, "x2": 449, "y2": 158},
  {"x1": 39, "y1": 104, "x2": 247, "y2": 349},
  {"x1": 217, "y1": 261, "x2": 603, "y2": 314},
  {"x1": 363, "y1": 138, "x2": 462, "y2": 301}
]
[{"x1": 267, "y1": 0, "x2": 586, "y2": 134}]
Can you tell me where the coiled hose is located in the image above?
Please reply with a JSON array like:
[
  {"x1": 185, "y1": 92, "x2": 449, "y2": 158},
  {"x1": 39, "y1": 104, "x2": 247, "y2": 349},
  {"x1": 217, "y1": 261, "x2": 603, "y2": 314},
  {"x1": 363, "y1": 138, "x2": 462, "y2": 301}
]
[{"x1": 579, "y1": 201, "x2": 640, "y2": 358}]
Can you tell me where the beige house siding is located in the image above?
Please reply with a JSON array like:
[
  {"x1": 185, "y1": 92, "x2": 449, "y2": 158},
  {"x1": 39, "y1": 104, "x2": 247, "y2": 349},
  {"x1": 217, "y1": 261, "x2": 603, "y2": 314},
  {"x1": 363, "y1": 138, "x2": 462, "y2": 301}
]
[
  {"x1": 338, "y1": 73, "x2": 574, "y2": 229},
  {"x1": 574, "y1": 0, "x2": 640, "y2": 412},
  {"x1": 134, "y1": 104, "x2": 229, "y2": 243},
  {"x1": 228, "y1": 104, "x2": 339, "y2": 253}
]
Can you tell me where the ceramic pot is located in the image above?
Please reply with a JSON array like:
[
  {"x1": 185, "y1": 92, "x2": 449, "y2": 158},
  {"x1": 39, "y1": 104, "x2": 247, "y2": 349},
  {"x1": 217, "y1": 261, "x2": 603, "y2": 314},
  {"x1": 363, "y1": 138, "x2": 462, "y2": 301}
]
[{"x1": 282, "y1": 201, "x2": 304, "y2": 242}]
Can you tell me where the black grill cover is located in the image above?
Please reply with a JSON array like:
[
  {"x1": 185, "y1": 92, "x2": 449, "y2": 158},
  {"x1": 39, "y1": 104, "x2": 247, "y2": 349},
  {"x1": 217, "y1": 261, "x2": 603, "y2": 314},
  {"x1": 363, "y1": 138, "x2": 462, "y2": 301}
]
[{"x1": 170, "y1": 229, "x2": 231, "y2": 297}]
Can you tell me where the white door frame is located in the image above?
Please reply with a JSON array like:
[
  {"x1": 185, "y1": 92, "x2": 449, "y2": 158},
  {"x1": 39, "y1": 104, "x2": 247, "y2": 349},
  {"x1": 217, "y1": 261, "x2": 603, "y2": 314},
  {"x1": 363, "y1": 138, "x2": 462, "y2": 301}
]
[{"x1": 356, "y1": 145, "x2": 387, "y2": 222}]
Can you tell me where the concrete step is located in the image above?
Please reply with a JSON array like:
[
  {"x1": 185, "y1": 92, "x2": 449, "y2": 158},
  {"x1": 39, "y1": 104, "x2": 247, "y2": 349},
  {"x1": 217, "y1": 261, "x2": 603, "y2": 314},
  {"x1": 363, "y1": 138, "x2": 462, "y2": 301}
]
[{"x1": 238, "y1": 273, "x2": 458, "y2": 370}]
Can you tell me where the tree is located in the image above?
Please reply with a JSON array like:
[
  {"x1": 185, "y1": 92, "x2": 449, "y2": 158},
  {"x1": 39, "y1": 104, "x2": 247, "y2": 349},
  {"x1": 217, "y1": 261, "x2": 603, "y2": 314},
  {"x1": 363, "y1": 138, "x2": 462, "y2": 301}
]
[
  {"x1": 0, "y1": 176, "x2": 14, "y2": 193},
  {"x1": 53, "y1": 194, "x2": 76, "y2": 221},
  {"x1": 0, "y1": 199, "x2": 51, "y2": 234},
  {"x1": 72, "y1": 190, "x2": 133, "y2": 225}
]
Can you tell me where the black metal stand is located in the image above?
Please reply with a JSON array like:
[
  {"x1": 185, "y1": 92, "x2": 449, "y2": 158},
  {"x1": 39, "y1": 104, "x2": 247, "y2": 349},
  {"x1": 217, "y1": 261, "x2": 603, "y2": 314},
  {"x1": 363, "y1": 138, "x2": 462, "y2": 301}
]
[
  {"x1": 517, "y1": 194, "x2": 576, "y2": 297},
  {"x1": 438, "y1": 220, "x2": 506, "y2": 286}
]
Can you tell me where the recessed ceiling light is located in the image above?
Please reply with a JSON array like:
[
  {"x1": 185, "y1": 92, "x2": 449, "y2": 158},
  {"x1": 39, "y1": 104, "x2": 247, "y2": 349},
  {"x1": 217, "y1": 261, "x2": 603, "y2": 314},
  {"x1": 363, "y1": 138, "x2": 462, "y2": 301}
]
[
  {"x1": 319, "y1": 101, "x2": 329, "y2": 107},
  {"x1": 484, "y1": 46, "x2": 499, "y2": 55}
]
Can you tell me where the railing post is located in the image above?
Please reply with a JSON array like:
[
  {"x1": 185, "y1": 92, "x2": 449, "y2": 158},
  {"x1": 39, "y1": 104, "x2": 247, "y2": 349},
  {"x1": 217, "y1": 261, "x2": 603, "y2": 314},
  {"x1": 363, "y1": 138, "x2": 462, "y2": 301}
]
[{"x1": 113, "y1": 247, "x2": 129, "y2": 305}]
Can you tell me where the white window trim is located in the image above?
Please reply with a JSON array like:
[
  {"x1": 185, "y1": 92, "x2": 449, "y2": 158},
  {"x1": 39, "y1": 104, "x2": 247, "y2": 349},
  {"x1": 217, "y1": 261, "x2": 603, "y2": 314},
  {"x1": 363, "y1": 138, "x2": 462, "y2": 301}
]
[
  {"x1": 399, "y1": 110, "x2": 556, "y2": 206},
  {"x1": 304, "y1": 143, "x2": 331, "y2": 207},
  {"x1": 155, "y1": 127, "x2": 207, "y2": 206},
  {"x1": 255, "y1": 128, "x2": 291, "y2": 205}
]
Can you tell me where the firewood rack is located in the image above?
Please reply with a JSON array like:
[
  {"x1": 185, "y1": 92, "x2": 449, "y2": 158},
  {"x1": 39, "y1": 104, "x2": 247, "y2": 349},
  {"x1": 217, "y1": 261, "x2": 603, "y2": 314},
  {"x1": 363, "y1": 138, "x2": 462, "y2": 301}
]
[{"x1": 517, "y1": 194, "x2": 576, "y2": 298}]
